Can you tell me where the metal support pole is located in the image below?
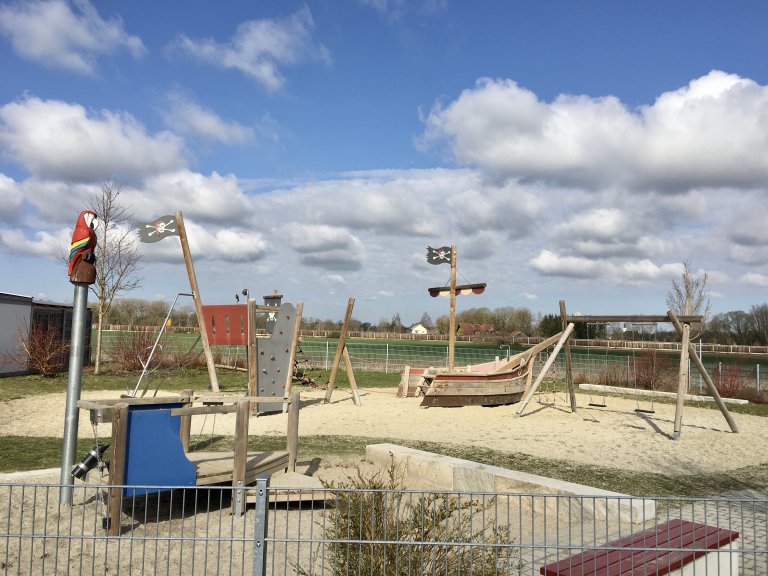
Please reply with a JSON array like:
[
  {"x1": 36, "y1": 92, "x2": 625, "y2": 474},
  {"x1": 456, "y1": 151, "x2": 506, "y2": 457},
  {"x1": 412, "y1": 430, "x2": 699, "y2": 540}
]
[
  {"x1": 60, "y1": 283, "x2": 89, "y2": 505},
  {"x1": 251, "y1": 474, "x2": 271, "y2": 576}
]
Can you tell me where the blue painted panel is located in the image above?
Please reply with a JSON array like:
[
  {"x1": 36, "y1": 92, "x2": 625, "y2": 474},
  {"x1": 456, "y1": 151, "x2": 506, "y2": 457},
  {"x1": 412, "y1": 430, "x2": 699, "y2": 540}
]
[{"x1": 123, "y1": 403, "x2": 196, "y2": 496}]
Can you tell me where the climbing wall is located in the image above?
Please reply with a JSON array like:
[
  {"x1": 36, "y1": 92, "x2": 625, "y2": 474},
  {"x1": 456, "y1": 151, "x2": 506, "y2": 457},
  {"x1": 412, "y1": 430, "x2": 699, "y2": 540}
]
[{"x1": 255, "y1": 303, "x2": 296, "y2": 412}]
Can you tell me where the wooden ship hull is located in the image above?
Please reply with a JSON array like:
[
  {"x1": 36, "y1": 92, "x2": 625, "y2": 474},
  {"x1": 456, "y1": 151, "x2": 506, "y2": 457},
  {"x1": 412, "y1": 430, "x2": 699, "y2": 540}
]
[
  {"x1": 420, "y1": 365, "x2": 529, "y2": 407},
  {"x1": 409, "y1": 331, "x2": 570, "y2": 408}
]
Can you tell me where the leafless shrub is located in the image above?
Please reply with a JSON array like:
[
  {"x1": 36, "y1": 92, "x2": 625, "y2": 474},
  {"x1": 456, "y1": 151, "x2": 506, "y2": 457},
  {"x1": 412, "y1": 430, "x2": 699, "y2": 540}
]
[
  {"x1": 2, "y1": 324, "x2": 68, "y2": 377},
  {"x1": 634, "y1": 350, "x2": 676, "y2": 391},
  {"x1": 715, "y1": 362, "x2": 747, "y2": 399},
  {"x1": 110, "y1": 331, "x2": 163, "y2": 372},
  {"x1": 598, "y1": 362, "x2": 626, "y2": 387}
]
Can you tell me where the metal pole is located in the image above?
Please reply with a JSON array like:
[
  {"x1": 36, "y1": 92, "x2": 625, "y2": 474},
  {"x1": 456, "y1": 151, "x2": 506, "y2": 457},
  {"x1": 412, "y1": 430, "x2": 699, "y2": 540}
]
[
  {"x1": 757, "y1": 364, "x2": 760, "y2": 394},
  {"x1": 251, "y1": 474, "x2": 270, "y2": 576},
  {"x1": 60, "y1": 283, "x2": 89, "y2": 504}
]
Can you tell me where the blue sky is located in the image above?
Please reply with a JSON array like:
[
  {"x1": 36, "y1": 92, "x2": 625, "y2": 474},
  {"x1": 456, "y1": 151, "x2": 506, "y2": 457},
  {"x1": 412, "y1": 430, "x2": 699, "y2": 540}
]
[{"x1": 1, "y1": 0, "x2": 767, "y2": 326}]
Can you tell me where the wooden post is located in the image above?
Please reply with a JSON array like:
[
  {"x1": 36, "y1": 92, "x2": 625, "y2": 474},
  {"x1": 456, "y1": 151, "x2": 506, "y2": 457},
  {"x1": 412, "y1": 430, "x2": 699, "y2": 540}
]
[
  {"x1": 516, "y1": 324, "x2": 575, "y2": 416},
  {"x1": 179, "y1": 389, "x2": 193, "y2": 453},
  {"x1": 286, "y1": 391, "x2": 300, "y2": 472},
  {"x1": 324, "y1": 297, "x2": 355, "y2": 403},
  {"x1": 232, "y1": 398, "x2": 249, "y2": 515},
  {"x1": 283, "y1": 302, "x2": 303, "y2": 413},
  {"x1": 108, "y1": 403, "x2": 128, "y2": 536},
  {"x1": 448, "y1": 245, "x2": 457, "y2": 370},
  {"x1": 559, "y1": 300, "x2": 577, "y2": 412},
  {"x1": 342, "y1": 346, "x2": 362, "y2": 406},
  {"x1": 176, "y1": 211, "x2": 219, "y2": 392},
  {"x1": 673, "y1": 299, "x2": 692, "y2": 440},
  {"x1": 247, "y1": 298, "x2": 257, "y2": 413},
  {"x1": 668, "y1": 311, "x2": 738, "y2": 433},
  {"x1": 398, "y1": 365, "x2": 411, "y2": 398}
]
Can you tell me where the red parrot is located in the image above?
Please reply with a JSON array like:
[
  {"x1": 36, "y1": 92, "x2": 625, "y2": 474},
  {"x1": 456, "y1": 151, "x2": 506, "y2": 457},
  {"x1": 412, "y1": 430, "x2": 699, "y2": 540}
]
[{"x1": 67, "y1": 210, "x2": 98, "y2": 278}]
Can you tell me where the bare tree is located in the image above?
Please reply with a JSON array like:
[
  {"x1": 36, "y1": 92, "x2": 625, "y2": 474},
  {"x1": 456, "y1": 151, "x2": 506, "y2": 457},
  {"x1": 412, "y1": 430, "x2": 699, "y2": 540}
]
[
  {"x1": 87, "y1": 179, "x2": 142, "y2": 373},
  {"x1": 665, "y1": 258, "x2": 710, "y2": 337}
]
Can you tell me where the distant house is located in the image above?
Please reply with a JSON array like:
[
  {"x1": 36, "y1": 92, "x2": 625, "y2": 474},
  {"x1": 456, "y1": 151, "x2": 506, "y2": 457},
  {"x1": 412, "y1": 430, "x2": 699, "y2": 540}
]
[
  {"x1": 457, "y1": 323, "x2": 495, "y2": 336},
  {"x1": 410, "y1": 323, "x2": 429, "y2": 335}
]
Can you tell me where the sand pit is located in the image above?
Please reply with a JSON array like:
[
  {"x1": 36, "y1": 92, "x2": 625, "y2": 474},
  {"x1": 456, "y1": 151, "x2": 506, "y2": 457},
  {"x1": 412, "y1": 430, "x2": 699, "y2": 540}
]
[{"x1": 1, "y1": 386, "x2": 765, "y2": 477}]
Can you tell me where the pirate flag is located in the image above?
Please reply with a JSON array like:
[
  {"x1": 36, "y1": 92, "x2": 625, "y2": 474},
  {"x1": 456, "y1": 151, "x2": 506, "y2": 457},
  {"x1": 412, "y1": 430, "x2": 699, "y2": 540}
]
[
  {"x1": 426, "y1": 246, "x2": 452, "y2": 265},
  {"x1": 137, "y1": 215, "x2": 179, "y2": 243}
]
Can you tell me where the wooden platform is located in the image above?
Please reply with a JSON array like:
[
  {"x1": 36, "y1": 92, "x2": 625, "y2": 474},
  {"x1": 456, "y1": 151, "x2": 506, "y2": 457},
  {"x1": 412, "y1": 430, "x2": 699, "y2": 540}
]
[{"x1": 189, "y1": 450, "x2": 289, "y2": 486}]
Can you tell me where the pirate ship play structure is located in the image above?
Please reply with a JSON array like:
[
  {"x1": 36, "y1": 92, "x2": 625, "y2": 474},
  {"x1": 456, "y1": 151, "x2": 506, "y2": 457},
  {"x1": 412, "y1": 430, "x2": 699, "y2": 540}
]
[
  {"x1": 401, "y1": 245, "x2": 577, "y2": 408},
  {"x1": 413, "y1": 327, "x2": 573, "y2": 407}
]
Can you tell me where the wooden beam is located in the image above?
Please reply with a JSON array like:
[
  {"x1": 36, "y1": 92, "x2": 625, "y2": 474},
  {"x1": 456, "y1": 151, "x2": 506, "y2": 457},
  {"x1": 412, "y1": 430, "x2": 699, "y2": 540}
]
[
  {"x1": 673, "y1": 302, "x2": 692, "y2": 440},
  {"x1": 668, "y1": 311, "x2": 738, "y2": 434},
  {"x1": 493, "y1": 331, "x2": 565, "y2": 373},
  {"x1": 566, "y1": 314, "x2": 703, "y2": 324},
  {"x1": 176, "y1": 211, "x2": 219, "y2": 392},
  {"x1": 247, "y1": 298, "x2": 257, "y2": 412},
  {"x1": 171, "y1": 404, "x2": 239, "y2": 417},
  {"x1": 448, "y1": 245, "x2": 457, "y2": 370},
  {"x1": 286, "y1": 391, "x2": 300, "y2": 472},
  {"x1": 560, "y1": 300, "x2": 577, "y2": 412},
  {"x1": 516, "y1": 323, "x2": 574, "y2": 416},
  {"x1": 342, "y1": 345, "x2": 362, "y2": 406},
  {"x1": 108, "y1": 403, "x2": 128, "y2": 536},
  {"x1": 324, "y1": 297, "x2": 355, "y2": 403},
  {"x1": 283, "y1": 302, "x2": 303, "y2": 413},
  {"x1": 232, "y1": 399, "x2": 249, "y2": 515},
  {"x1": 179, "y1": 388, "x2": 193, "y2": 453}
]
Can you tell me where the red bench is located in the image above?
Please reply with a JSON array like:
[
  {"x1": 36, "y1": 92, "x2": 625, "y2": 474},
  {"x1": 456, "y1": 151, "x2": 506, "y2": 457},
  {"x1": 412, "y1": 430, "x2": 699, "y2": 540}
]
[{"x1": 540, "y1": 519, "x2": 739, "y2": 576}]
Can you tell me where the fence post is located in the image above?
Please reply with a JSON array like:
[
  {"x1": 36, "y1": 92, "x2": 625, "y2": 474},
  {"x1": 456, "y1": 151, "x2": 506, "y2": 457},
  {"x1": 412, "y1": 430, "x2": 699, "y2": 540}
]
[
  {"x1": 757, "y1": 364, "x2": 761, "y2": 394},
  {"x1": 385, "y1": 344, "x2": 389, "y2": 374},
  {"x1": 251, "y1": 474, "x2": 270, "y2": 576},
  {"x1": 325, "y1": 341, "x2": 329, "y2": 370}
]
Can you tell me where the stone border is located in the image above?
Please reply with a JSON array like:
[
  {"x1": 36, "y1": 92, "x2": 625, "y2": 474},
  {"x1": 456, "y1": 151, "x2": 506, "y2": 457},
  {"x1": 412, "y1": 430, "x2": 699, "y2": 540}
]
[{"x1": 366, "y1": 443, "x2": 655, "y2": 524}]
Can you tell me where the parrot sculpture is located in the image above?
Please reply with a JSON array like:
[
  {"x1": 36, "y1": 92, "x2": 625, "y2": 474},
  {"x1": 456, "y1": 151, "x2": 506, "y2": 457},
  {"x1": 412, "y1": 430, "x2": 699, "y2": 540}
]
[{"x1": 67, "y1": 210, "x2": 98, "y2": 280}]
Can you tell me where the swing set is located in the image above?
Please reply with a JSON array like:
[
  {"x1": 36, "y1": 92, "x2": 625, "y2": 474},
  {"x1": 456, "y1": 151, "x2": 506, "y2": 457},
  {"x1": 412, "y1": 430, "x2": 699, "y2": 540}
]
[{"x1": 517, "y1": 300, "x2": 739, "y2": 441}]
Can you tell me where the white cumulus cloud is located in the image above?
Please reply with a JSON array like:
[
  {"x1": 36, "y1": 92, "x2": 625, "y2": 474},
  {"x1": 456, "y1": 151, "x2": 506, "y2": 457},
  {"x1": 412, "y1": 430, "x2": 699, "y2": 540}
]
[
  {"x1": 171, "y1": 5, "x2": 330, "y2": 92},
  {"x1": 163, "y1": 93, "x2": 255, "y2": 145},
  {"x1": 0, "y1": 174, "x2": 24, "y2": 222},
  {"x1": 420, "y1": 71, "x2": 768, "y2": 192},
  {"x1": 0, "y1": 96, "x2": 185, "y2": 181},
  {"x1": 0, "y1": 0, "x2": 145, "y2": 75}
]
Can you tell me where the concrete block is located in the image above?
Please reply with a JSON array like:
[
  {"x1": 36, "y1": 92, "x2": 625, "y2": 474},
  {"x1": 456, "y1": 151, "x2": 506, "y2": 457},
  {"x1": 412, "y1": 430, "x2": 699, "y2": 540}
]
[{"x1": 365, "y1": 443, "x2": 655, "y2": 525}]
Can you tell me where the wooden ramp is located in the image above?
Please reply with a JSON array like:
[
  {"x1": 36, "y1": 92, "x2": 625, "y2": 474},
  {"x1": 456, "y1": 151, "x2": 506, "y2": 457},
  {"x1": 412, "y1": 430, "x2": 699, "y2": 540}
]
[{"x1": 190, "y1": 450, "x2": 289, "y2": 486}]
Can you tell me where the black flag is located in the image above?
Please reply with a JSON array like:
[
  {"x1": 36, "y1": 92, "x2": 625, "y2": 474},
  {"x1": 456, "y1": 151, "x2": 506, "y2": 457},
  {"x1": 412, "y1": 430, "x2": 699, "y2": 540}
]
[
  {"x1": 426, "y1": 246, "x2": 452, "y2": 265},
  {"x1": 137, "y1": 215, "x2": 179, "y2": 243}
]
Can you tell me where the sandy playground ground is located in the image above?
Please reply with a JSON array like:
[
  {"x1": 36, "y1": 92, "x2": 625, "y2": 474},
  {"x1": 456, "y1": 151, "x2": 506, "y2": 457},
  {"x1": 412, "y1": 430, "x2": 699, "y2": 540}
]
[{"x1": 0, "y1": 385, "x2": 765, "y2": 478}]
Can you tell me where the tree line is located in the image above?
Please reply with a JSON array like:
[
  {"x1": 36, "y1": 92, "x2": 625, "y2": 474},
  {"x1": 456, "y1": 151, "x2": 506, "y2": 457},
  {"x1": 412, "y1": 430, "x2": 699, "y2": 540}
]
[{"x1": 100, "y1": 298, "x2": 768, "y2": 346}]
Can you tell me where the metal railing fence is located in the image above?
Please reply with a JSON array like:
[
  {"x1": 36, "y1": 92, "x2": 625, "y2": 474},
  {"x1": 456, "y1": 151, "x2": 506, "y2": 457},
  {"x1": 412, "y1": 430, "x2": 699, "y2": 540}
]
[
  {"x1": 93, "y1": 331, "x2": 765, "y2": 394},
  {"x1": 1, "y1": 479, "x2": 766, "y2": 575}
]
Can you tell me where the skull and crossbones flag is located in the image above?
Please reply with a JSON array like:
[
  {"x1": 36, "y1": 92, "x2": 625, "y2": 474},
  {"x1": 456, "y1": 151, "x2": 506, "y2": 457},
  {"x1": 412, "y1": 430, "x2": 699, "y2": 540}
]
[
  {"x1": 426, "y1": 246, "x2": 453, "y2": 265},
  {"x1": 137, "y1": 215, "x2": 179, "y2": 243}
]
